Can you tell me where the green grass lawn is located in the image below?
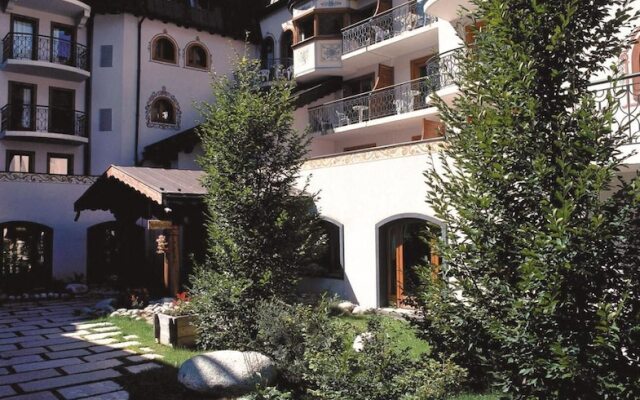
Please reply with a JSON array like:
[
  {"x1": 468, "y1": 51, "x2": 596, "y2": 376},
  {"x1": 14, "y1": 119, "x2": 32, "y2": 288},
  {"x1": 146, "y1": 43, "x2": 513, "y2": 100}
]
[{"x1": 93, "y1": 314, "x2": 496, "y2": 399}]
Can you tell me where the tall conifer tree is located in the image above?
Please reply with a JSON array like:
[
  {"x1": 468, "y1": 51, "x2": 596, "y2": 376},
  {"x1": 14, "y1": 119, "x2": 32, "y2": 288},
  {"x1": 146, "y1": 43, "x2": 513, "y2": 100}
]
[{"x1": 420, "y1": 1, "x2": 640, "y2": 397}]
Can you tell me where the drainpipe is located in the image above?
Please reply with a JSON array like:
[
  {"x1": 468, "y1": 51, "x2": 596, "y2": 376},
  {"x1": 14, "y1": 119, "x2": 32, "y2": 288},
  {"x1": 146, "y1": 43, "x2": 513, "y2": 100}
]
[
  {"x1": 84, "y1": 15, "x2": 94, "y2": 176},
  {"x1": 134, "y1": 16, "x2": 146, "y2": 166}
]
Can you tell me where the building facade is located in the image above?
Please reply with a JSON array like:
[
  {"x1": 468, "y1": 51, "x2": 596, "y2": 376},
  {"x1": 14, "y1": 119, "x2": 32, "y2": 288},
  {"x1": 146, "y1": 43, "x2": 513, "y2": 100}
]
[{"x1": 2, "y1": 0, "x2": 640, "y2": 307}]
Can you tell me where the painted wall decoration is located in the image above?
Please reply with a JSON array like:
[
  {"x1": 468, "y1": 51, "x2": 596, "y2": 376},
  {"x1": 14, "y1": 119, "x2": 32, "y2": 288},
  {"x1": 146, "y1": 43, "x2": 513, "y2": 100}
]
[{"x1": 145, "y1": 86, "x2": 182, "y2": 130}]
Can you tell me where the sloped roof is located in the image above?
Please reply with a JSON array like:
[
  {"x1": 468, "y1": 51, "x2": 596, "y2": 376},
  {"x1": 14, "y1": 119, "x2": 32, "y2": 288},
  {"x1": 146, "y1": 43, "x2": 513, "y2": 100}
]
[{"x1": 75, "y1": 165, "x2": 205, "y2": 215}]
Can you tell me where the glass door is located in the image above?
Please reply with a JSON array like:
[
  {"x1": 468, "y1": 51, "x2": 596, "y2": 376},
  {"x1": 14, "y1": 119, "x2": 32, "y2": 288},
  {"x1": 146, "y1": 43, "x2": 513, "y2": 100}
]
[
  {"x1": 9, "y1": 82, "x2": 35, "y2": 130},
  {"x1": 51, "y1": 24, "x2": 74, "y2": 65},
  {"x1": 12, "y1": 17, "x2": 36, "y2": 60},
  {"x1": 49, "y1": 88, "x2": 74, "y2": 134}
]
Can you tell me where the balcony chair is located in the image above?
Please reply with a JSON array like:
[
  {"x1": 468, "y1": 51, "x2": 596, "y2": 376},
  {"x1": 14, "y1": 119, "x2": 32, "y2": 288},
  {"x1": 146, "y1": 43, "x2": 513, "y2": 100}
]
[
  {"x1": 258, "y1": 69, "x2": 271, "y2": 83},
  {"x1": 336, "y1": 111, "x2": 350, "y2": 127},
  {"x1": 393, "y1": 99, "x2": 405, "y2": 114},
  {"x1": 372, "y1": 25, "x2": 388, "y2": 43}
]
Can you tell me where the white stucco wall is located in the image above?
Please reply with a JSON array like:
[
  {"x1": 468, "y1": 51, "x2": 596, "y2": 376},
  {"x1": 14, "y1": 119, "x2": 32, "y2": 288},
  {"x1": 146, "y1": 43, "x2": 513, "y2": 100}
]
[
  {"x1": 298, "y1": 142, "x2": 441, "y2": 307},
  {"x1": 90, "y1": 14, "x2": 253, "y2": 175},
  {"x1": 0, "y1": 175, "x2": 112, "y2": 280}
]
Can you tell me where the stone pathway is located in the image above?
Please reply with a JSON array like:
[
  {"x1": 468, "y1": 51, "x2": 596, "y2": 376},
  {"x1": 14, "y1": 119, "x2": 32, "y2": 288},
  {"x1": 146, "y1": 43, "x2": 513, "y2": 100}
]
[{"x1": 0, "y1": 300, "x2": 165, "y2": 399}]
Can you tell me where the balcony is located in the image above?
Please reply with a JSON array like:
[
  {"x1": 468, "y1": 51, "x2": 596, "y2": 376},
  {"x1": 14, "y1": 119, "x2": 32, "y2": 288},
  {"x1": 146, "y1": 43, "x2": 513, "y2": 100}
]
[
  {"x1": 293, "y1": 38, "x2": 343, "y2": 82},
  {"x1": 424, "y1": 0, "x2": 477, "y2": 22},
  {"x1": 309, "y1": 49, "x2": 460, "y2": 137},
  {"x1": 2, "y1": 0, "x2": 90, "y2": 27},
  {"x1": 1, "y1": 33, "x2": 90, "y2": 81},
  {"x1": 0, "y1": 104, "x2": 88, "y2": 145},
  {"x1": 342, "y1": 1, "x2": 438, "y2": 70},
  {"x1": 259, "y1": 58, "x2": 294, "y2": 84}
]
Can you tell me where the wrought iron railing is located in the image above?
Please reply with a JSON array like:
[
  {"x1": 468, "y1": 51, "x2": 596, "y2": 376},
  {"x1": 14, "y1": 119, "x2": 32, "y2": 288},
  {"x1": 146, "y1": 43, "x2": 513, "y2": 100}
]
[
  {"x1": 342, "y1": 1, "x2": 437, "y2": 54},
  {"x1": 2, "y1": 33, "x2": 89, "y2": 70},
  {"x1": 590, "y1": 74, "x2": 640, "y2": 144},
  {"x1": 309, "y1": 77, "x2": 437, "y2": 132},
  {"x1": 0, "y1": 104, "x2": 87, "y2": 137},
  {"x1": 309, "y1": 49, "x2": 459, "y2": 133},
  {"x1": 259, "y1": 57, "x2": 294, "y2": 82}
]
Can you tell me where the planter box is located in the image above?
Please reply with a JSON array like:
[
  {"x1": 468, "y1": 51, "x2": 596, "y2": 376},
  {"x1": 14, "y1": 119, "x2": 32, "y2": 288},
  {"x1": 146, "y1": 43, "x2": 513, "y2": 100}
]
[{"x1": 154, "y1": 313, "x2": 196, "y2": 348}]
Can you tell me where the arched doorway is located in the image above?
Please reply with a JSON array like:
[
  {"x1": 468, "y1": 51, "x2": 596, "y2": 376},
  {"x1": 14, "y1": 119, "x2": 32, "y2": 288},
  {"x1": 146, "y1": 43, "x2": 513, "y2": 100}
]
[
  {"x1": 378, "y1": 217, "x2": 441, "y2": 307},
  {"x1": 87, "y1": 221, "x2": 145, "y2": 288},
  {"x1": 308, "y1": 219, "x2": 343, "y2": 279},
  {"x1": 0, "y1": 221, "x2": 53, "y2": 293}
]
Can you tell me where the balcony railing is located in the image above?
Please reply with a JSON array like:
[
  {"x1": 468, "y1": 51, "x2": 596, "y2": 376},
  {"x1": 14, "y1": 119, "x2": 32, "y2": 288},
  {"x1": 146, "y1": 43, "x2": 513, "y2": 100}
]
[
  {"x1": 259, "y1": 58, "x2": 294, "y2": 82},
  {"x1": 1, "y1": 104, "x2": 87, "y2": 138},
  {"x1": 591, "y1": 74, "x2": 640, "y2": 144},
  {"x1": 342, "y1": 1, "x2": 437, "y2": 54},
  {"x1": 2, "y1": 33, "x2": 88, "y2": 71},
  {"x1": 309, "y1": 49, "x2": 459, "y2": 133}
]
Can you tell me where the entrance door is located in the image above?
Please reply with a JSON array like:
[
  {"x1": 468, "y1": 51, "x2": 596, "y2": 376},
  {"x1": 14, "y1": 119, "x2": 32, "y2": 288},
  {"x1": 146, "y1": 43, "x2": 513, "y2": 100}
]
[
  {"x1": 11, "y1": 16, "x2": 36, "y2": 60},
  {"x1": 87, "y1": 222, "x2": 145, "y2": 287},
  {"x1": 49, "y1": 88, "x2": 74, "y2": 134},
  {"x1": 380, "y1": 218, "x2": 440, "y2": 307},
  {"x1": 9, "y1": 82, "x2": 36, "y2": 130}
]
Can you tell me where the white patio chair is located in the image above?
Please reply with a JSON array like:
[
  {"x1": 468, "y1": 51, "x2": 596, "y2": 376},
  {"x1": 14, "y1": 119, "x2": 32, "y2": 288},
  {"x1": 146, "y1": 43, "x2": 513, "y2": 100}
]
[
  {"x1": 259, "y1": 69, "x2": 270, "y2": 83},
  {"x1": 336, "y1": 111, "x2": 350, "y2": 127}
]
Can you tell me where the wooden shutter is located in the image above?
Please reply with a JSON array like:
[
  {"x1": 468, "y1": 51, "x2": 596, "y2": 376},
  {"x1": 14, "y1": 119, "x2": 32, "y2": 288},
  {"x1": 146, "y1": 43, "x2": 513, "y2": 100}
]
[{"x1": 374, "y1": 64, "x2": 394, "y2": 89}]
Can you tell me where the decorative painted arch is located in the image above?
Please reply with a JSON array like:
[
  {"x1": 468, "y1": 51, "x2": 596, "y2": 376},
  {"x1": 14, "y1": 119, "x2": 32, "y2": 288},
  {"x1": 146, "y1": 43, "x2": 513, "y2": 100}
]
[
  {"x1": 184, "y1": 38, "x2": 212, "y2": 70},
  {"x1": 149, "y1": 32, "x2": 179, "y2": 65},
  {"x1": 145, "y1": 86, "x2": 182, "y2": 130}
]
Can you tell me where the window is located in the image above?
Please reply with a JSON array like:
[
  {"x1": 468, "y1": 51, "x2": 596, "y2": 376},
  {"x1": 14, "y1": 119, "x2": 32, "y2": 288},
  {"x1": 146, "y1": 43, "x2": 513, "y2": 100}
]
[
  {"x1": 51, "y1": 23, "x2": 75, "y2": 66},
  {"x1": 317, "y1": 14, "x2": 344, "y2": 36},
  {"x1": 0, "y1": 221, "x2": 53, "y2": 291},
  {"x1": 150, "y1": 98, "x2": 176, "y2": 125},
  {"x1": 152, "y1": 36, "x2": 177, "y2": 64},
  {"x1": 185, "y1": 43, "x2": 208, "y2": 69},
  {"x1": 100, "y1": 45, "x2": 113, "y2": 68},
  {"x1": 297, "y1": 16, "x2": 314, "y2": 42},
  {"x1": 308, "y1": 220, "x2": 344, "y2": 279},
  {"x1": 6, "y1": 151, "x2": 34, "y2": 173},
  {"x1": 47, "y1": 153, "x2": 73, "y2": 175},
  {"x1": 99, "y1": 108, "x2": 112, "y2": 132},
  {"x1": 261, "y1": 37, "x2": 275, "y2": 69}
]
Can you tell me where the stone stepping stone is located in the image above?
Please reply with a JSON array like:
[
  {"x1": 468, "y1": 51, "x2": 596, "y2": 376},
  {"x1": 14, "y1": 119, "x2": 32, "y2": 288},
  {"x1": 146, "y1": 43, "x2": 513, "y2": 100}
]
[
  {"x1": 84, "y1": 350, "x2": 135, "y2": 363},
  {"x1": 46, "y1": 349, "x2": 91, "y2": 360},
  {"x1": 0, "y1": 384, "x2": 16, "y2": 397},
  {"x1": 18, "y1": 368, "x2": 120, "y2": 392},
  {"x1": 124, "y1": 362, "x2": 162, "y2": 374},
  {"x1": 122, "y1": 335, "x2": 138, "y2": 340},
  {"x1": 0, "y1": 368, "x2": 60, "y2": 385},
  {"x1": 3, "y1": 390, "x2": 58, "y2": 399},
  {"x1": 81, "y1": 390, "x2": 130, "y2": 400},
  {"x1": 139, "y1": 347, "x2": 154, "y2": 353},
  {"x1": 88, "y1": 341, "x2": 140, "y2": 353},
  {"x1": 74, "y1": 323, "x2": 113, "y2": 330},
  {"x1": 92, "y1": 338, "x2": 119, "y2": 345},
  {"x1": 125, "y1": 354, "x2": 164, "y2": 363},
  {"x1": 84, "y1": 331, "x2": 122, "y2": 341},
  {"x1": 57, "y1": 379, "x2": 123, "y2": 400},
  {"x1": 91, "y1": 327, "x2": 120, "y2": 333},
  {"x1": 62, "y1": 359, "x2": 122, "y2": 375},
  {"x1": 0, "y1": 355, "x2": 43, "y2": 367},
  {"x1": 13, "y1": 357, "x2": 83, "y2": 373}
]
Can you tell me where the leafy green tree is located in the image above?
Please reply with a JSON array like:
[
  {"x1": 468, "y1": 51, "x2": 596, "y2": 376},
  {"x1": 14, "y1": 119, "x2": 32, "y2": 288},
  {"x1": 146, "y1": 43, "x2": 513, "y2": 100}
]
[
  {"x1": 190, "y1": 55, "x2": 322, "y2": 349},
  {"x1": 419, "y1": 0, "x2": 640, "y2": 397}
]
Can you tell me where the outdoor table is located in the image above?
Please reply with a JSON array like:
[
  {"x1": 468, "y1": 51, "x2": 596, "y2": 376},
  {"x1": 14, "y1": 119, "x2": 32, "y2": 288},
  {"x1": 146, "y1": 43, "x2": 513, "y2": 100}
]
[{"x1": 353, "y1": 105, "x2": 369, "y2": 123}]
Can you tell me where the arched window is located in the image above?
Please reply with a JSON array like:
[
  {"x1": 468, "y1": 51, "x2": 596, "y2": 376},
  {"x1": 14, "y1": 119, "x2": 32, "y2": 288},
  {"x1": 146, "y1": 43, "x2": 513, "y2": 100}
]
[
  {"x1": 261, "y1": 36, "x2": 275, "y2": 69},
  {"x1": 152, "y1": 36, "x2": 177, "y2": 64},
  {"x1": 150, "y1": 98, "x2": 176, "y2": 125},
  {"x1": 307, "y1": 219, "x2": 343, "y2": 279},
  {"x1": 1, "y1": 221, "x2": 53, "y2": 292},
  {"x1": 185, "y1": 43, "x2": 209, "y2": 69}
]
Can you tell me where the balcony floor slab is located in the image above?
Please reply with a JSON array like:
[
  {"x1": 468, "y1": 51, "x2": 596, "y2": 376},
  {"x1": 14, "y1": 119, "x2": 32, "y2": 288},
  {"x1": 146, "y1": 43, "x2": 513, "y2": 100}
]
[{"x1": 1, "y1": 59, "x2": 90, "y2": 82}]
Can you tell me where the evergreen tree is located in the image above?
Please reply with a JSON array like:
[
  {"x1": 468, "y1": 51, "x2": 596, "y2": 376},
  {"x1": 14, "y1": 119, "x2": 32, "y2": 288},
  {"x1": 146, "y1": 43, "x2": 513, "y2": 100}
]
[
  {"x1": 190, "y1": 56, "x2": 322, "y2": 349},
  {"x1": 419, "y1": 1, "x2": 640, "y2": 397}
]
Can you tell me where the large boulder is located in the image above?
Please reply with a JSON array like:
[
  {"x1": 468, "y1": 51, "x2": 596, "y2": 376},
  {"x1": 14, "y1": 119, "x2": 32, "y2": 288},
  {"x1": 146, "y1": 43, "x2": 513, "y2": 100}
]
[{"x1": 178, "y1": 350, "x2": 277, "y2": 397}]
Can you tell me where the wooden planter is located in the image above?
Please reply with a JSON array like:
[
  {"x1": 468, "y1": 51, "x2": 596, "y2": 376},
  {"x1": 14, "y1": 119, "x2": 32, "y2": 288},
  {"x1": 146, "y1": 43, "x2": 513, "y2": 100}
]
[{"x1": 154, "y1": 313, "x2": 196, "y2": 348}]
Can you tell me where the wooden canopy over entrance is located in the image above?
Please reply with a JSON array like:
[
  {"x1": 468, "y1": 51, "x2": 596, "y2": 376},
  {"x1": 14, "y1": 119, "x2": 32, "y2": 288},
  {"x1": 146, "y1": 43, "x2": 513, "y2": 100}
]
[{"x1": 74, "y1": 165, "x2": 207, "y2": 296}]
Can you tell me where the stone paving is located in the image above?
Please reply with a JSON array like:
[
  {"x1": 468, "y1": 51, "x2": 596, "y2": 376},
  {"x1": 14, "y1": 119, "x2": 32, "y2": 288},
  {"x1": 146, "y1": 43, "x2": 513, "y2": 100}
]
[{"x1": 0, "y1": 300, "x2": 165, "y2": 399}]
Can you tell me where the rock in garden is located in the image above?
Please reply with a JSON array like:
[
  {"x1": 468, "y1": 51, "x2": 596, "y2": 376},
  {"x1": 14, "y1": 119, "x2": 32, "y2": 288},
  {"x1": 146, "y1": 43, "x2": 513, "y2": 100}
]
[
  {"x1": 337, "y1": 301, "x2": 356, "y2": 313},
  {"x1": 352, "y1": 306, "x2": 374, "y2": 315},
  {"x1": 352, "y1": 332, "x2": 374, "y2": 352},
  {"x1": 66, "y1": 283, "x2": 88, "y2": 294},
  {"x1": 178, "y1": 350, "x2": 277, "y2": 397}
]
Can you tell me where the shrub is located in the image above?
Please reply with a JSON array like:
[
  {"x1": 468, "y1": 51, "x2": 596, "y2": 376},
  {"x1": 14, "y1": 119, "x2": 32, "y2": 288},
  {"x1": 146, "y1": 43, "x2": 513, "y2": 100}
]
[{"x1": 254, "y1": 298, "x2": 466, "y2": 399}]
